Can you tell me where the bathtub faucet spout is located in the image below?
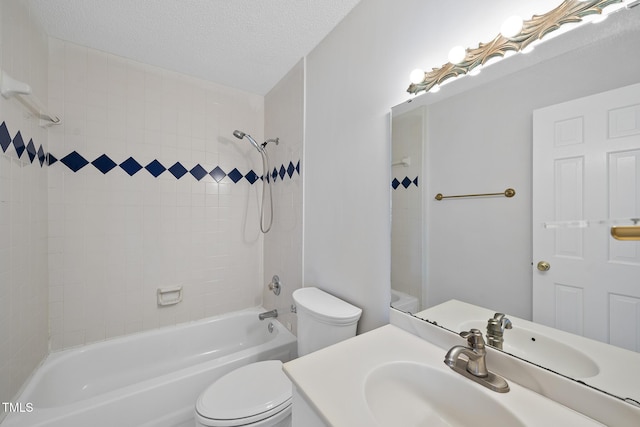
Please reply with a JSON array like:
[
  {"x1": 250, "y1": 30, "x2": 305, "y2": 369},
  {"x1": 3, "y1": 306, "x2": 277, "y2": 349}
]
[{"x1": 258, "y1": 309, "x2": 278, "y2": 320}]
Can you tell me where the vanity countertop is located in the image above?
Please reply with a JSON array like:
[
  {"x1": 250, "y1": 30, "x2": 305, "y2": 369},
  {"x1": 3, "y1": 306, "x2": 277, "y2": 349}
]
[{"x1": 283, "y1": 324, "x2": 603, "y2": 427}]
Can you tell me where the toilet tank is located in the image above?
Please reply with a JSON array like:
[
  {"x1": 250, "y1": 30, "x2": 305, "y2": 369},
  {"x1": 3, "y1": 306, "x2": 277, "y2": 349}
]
[{"x1": 293, "y1": 287, "x2": 362, "y2": 356}]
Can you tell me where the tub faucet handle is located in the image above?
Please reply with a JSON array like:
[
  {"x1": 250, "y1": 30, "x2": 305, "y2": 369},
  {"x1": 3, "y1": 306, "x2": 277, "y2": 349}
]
[{"x1": 268, "y1": 275, "x2": 281, "y2": 296}]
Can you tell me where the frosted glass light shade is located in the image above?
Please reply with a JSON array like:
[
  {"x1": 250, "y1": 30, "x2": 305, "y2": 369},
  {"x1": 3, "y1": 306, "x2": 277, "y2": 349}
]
[
  {"x1": 447, "y1": 46, "x2": 466, "y2": 64},
  {"x1": 409, "y1": 68, "x2": 425, "y2": 84},
  {"x1": 500, "y1": 16, "x2": 524, "y2": 38}
]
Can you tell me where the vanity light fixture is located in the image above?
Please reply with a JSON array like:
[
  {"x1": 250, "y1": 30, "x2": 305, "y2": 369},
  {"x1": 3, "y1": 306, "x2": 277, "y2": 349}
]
[{"x1": 407, "y1": 0, "x2": 636, "y2": 95}]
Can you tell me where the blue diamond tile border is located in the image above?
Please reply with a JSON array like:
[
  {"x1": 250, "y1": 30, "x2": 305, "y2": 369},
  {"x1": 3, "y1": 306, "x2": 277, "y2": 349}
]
[
  {"x1": 210, "y1": 166, "x2": 226, "y2": 182},
  {"x1": 245, "y1": 170, "x2": 259, "y2": 184},
  {"x1": 228, "y1": 168, "x2": 243, "y2": 183},
  {"x1": 0, "y1": 122, "x2": 11, "y2": 152},
  {"x1": 168, "y1": 162, "x2": 188, "y2": 179},
  {"x1": 1, "y1": 121, "x2": 301, "y2": 185},
  {"x1": 61, "y1": 151, "x2": 89, "y2": 172},
  {"x1": 13, "y1": 131, "x2": 25, "y2": 158},
  {"x1": 190, "y1": 164, "x2": 208, "y2": 181},
  {"x1": 392, "y1": 176, "x2": 419, "y2": 190},
  {"x1": 37, "y1": 146, "x2": 46, "y2": 167},
  {"x1": 120, "y1": 157, "x2": 143, "y2": 176},
  {"x1": 145, "y1": 160, "x2": 166, "y2": 177},
  {"x1": 92, "y1": 154, "x2": 117, "y2": 174},
  {"x1": 26, "y1": 139, "x2": 37, "y2": 163}
]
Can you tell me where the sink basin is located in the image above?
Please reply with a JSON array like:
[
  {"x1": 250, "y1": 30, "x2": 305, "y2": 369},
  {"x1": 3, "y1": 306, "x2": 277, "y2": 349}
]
[
  {"x1": 364, "y1": 361, "x2": 524, "y2": 427},
  {"x1": 459, "y1": 320, "x2": 599, "y2": 378}
]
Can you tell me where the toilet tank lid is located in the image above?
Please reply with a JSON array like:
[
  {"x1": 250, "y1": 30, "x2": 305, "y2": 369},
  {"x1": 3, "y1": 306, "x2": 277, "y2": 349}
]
[{"x1": 293, "y1": 287, "x2": 362, "y2": 323}]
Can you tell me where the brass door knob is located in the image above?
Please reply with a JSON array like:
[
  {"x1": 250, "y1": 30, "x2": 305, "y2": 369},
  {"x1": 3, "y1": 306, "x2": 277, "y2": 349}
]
[{"x1": 537, "y1": 261, "x2": 551, "y2": 271}]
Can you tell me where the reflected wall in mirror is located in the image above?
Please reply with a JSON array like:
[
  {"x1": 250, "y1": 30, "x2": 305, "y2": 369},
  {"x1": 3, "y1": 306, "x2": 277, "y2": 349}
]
[
  {"x1": 390, "y1": 4, "x2": 640, "y2": 405},
  {"x1": 391, "y1": 107, "x2": 424, "y2": 313}
]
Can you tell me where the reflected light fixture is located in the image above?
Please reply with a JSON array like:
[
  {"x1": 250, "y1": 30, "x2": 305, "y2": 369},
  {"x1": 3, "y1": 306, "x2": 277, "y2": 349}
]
[
  {"x1": 407, "y1": 0, "x2": 637, "y2": 95},
  {"x1": 447, "y1": 46, "x2": 467, "y2": 64},
  {"x1": 500, "y1": 16, "x2": 524, "y2": 38}
]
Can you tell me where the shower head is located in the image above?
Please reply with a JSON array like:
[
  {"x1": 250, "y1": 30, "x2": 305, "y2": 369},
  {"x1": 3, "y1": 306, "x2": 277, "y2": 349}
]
[{"x1": 233, "y1": 130, "x2": 262, "y2": 153}]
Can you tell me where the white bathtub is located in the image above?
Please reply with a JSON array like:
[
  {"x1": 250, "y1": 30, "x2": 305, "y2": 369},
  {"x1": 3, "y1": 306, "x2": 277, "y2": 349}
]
[
  {"x1": 3, "y1": 307, "x2": 297, "y2": 427},
  {"x1": 390, "y1": 289, "x2": 419, "y2": 313}
]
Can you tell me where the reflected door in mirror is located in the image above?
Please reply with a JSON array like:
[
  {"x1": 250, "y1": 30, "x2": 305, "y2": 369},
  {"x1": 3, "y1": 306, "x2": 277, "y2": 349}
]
[{"x1": 533, "y1": 82, "x2": 640, "y2": 352}]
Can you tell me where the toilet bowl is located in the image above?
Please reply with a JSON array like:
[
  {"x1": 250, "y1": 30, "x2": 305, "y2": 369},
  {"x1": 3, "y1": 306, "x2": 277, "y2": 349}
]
[
  {"x1": 194, "y1": 287, "x2": 362, "y2": 427},
  {"x1": 195, "y1": 361, "x2": 291, "y2": 427}
]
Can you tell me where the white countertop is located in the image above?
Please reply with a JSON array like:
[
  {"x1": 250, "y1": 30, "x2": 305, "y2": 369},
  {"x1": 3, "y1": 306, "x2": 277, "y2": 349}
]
[{"x1": 283, "y1": 324, "x2": 603, "y2": 427}]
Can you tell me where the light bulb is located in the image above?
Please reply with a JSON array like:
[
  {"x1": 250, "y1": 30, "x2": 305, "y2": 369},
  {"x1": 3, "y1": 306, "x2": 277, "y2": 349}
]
[
  {"x1": 447, "y1": 46, "x2": 466, "y2": 64},
  {"x1": 500, "y1": 16, "x2": 524, "y2": 38},
  {"x1": 409, "y1": 68, "x2": 425, "y2": 84}
]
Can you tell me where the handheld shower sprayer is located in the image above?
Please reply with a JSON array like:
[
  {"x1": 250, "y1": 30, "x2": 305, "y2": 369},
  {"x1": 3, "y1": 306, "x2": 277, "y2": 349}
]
[
  {"x1": 233, "y1": 130, "x2": 262, "y2": 153},
  {"x1": 231, "y1": 130, "x2": 280, "y2": 233}
]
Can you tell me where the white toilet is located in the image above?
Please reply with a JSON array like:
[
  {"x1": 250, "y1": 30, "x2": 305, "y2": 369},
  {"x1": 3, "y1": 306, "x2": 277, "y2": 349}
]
[{"x1": 194, "y1": 287, "x2": 362, "y2": 427}]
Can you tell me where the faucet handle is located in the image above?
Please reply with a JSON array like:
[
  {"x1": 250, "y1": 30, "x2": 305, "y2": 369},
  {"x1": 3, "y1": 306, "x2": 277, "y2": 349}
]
[
  {"x1": 488, "y1": 313, "x2": 512, "y2": 333},
  {"x1": 460, "y1": 329, "x2": 486, "y2": 349}
]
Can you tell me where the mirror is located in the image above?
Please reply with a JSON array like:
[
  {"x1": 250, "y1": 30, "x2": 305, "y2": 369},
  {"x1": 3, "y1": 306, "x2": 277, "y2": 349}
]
[{"x1": 391, "y1": 5, "x2": 640, "y2": 405}]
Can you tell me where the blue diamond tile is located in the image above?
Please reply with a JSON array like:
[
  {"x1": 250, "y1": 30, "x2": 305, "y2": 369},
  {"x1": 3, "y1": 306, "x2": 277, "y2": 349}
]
[
  {"x1": 120, "y1": 157, "x2": 143, "y2": 176},
  {"x1": 210, "y1": 166, "x2": 226, "y2": 182},
  {"x1": 48, "y1": 153, "x2": 58, "y2": 166},
  {"x1": 287, "y1": 162, "x2": 295, "y2": 178},
  {"x1": 245, "y1": 170, "x2": 259, "y2": 184},
  {"x1": 168, "y1": 162, "x2": 188, "y2": 179},
  {"x1": 228, "y1": 168, "x2": 243, "y2": 183},
  {"x1": 391, "y1": 178, "x2": 400, "y2": 189},
  {"x1": 37, "y1": 145, "x2": 45, "y2": 167},
  {"x1": 61, "y1": 151, "x2": 89, "y2": 172},
  {"x1": 145, "y1": 160, "x2": 166, "y2": 177},
  {"x1": 413, "y1": 177, "x2": 419, "y2": 187},
  {"x1": 190, "y1": 164, "x2": 208, "y2": 181},
  {"x1": 92, "y1": 154, "x2": 117, "y2": 174},
  {"x1": 13, "y1": 131, "x2": 25, "y2": 158},
  {"x1": 296, "y1": 161, "x2": 300, "y2": 174},
  {"x1": 0, "y1": 122, "x2": 11, "y2": 152},
  {"x1": 26, "y1": 139, "x2": 36, "y2": 163},
  {"x1": 271, "y1": 168, "x2": 278, "y2": 181},
  {"x1": 279, "y1": 165, "x2": 286, "y2": 180},
  {"x1": 401, "y1": 177, "x2": 412, "y2": 189}
]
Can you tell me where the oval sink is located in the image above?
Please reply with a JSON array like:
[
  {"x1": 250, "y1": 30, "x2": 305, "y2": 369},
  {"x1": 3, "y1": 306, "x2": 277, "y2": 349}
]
[
  {"x1": 364, "y1": 361, "x2": 525, "y2": 427},
  {"x1": 459, "y1": 321, "x2": 599, "y2": 378}
]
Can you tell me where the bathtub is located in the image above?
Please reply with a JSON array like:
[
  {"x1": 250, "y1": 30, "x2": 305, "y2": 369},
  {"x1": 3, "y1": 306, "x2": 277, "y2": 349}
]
[
  {"x1": 3, "y1": 307, "x2": 297, "y2": 427},
  {"x1": 390, "y1": 289, "x2": 419, "y2": 313}
]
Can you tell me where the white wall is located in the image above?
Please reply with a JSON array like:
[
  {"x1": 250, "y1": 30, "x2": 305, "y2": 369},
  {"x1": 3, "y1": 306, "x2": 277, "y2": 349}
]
[
  {"x1": 263, "y1": 60, "x2": 304, "y2": 333},
  {"x1": 303, "y1": 0, "x2": 561, "y2": 332},
  {"x1": 0, "y1": 0, "x2": 49, "y2": 413},
  {"x1": 47, "y1": 39, "x2": 267, "y2": 350}
]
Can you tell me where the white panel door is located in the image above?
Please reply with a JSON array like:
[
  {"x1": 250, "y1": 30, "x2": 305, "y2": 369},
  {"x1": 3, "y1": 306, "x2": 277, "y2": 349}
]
[{"x1": 533, "y1": 82, "x2": 640, "y2": 351}]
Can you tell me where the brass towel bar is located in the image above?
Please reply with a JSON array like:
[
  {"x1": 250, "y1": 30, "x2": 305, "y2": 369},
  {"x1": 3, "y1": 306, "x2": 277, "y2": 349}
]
[{"x1": 435, "y1": 188, "x2": 516, "y2": 201}]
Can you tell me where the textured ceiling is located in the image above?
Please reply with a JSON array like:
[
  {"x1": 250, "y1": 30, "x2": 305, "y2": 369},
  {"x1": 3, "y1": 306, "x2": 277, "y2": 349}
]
[{"x1": 27, "y1": 0, "x2": 361, "y2": 95}]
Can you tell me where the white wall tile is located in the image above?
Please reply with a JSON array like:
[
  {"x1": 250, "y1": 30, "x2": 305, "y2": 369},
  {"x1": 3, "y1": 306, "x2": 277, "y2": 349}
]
[
  {"x1": 0, "y1": 0, "x2": 49, "y2": 410},
  {"x1": 48, "y1": 40, "x2": 265, "y2": 349}
]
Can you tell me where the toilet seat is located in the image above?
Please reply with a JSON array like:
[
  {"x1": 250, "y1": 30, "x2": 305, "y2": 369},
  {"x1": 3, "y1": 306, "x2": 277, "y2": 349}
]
[{"x1": 195, "y1": 360, "x2": 292, "y2": 427}]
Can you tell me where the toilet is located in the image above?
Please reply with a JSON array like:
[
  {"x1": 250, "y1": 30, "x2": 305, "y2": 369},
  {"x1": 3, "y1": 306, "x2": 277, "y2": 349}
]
[{"x1": 194, "y1": 287, "x2": 362, "y2": 427}]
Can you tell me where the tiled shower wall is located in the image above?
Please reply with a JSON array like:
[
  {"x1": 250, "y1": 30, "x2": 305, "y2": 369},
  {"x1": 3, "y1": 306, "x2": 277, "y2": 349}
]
[
  {"x1": 0, "y1": 0, "x2": 50, "y2": 409},
  {"x1": 391, "y1": 108, "x2": 423, "y2": 309},
  {"x1": 47, "y1": 39, "x2": 284, "y2": 350},
  {"x1": 263, "y1": 60, "x2": 304, "y2": 334}
]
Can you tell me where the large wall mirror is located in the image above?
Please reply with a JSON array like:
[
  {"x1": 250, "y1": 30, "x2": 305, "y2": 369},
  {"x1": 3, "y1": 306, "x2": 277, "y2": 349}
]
[{"x1": 391, "y1": 5, "x2": 640, "y2": 406}]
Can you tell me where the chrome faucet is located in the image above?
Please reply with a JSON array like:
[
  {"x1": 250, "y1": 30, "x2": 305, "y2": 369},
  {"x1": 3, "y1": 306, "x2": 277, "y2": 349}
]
[
  {"x1": 486, "y1": 313, "x2": 512, "y2": 350},
  {"x1": 258, "y1": 309, "x2": 278, "y2": 320},
  {"x1": 444, "y1": 329, "x2": 509, "y2": 392}
]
